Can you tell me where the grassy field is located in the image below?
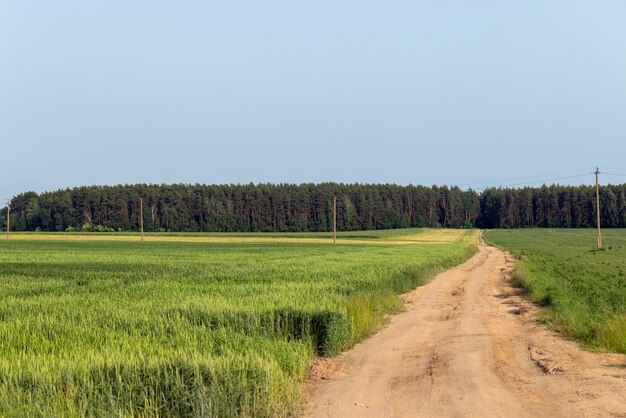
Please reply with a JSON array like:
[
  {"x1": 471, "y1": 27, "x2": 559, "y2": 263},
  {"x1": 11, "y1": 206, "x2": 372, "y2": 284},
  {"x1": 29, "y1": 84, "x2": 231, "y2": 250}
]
[
  {"x1": 484, "y1": 229, "x2": 626, "y2": 354},
  {"x1": 3, "y1": 228, "x2": 469, "y2": 244},
  {"x1": 0, "y1": 229, "x2": 476, "y2": 417}
]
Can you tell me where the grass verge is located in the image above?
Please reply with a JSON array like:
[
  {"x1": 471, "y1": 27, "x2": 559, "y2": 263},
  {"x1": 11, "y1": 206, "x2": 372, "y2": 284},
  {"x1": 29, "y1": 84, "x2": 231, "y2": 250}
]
[{"x1": 484, "y1": 229, "x2": 626, "y2": 354}]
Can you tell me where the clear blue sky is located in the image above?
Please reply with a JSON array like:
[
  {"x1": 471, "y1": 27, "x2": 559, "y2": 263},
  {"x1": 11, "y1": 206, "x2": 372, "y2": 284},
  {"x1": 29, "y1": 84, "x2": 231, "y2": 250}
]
[{"x1": 2, "y1": 1, "x2": 626, "y2": 201}]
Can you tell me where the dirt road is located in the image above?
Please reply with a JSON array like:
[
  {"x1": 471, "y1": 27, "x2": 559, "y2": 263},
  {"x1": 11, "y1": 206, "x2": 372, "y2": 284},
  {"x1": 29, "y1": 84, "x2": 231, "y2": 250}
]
[{"x1": 305, "y1": 240, "x2": 626, "y2": 417}]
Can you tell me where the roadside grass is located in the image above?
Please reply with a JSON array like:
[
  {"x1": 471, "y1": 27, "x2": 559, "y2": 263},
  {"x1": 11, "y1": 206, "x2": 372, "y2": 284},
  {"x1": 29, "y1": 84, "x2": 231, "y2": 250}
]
[
  {"x1": 484, "y1": 229, "x2": 626, "y2": 354},
  {"x1": 0, "y1": 229, "x2": 476, "y2": 417}
]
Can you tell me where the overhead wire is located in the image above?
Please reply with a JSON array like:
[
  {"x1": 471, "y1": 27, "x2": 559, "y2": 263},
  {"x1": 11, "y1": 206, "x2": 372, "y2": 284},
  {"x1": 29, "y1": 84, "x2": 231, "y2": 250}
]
[
  {"x1": 458, "y1": 167, "x2": 595, "y2": 187},
  {"x1": 469, "y1": 167, "x2": 626, "y2": 192},
  {"x1": 472, "y1": 173, "x2": 592, "y2": 192}
]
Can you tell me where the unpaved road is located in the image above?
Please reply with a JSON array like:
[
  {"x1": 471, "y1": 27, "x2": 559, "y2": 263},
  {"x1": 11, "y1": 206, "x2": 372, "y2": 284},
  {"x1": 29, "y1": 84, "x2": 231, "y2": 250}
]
[{"x1": 305, "y1": 240, "x2": 626, "y2": 417}]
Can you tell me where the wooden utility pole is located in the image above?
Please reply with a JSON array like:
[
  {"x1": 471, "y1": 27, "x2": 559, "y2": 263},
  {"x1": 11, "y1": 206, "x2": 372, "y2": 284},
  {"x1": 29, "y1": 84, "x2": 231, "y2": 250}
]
[
  {"x1": 333, "y1": 195, "x2": 337, "y2": 245},
  {"x1": 5, "y1": 204, "x2": 9, "y2": 240},
  {"x1": 140, "y1": 198, "x2": 144, "y2": 243},
  {"x1": 595, "y1": 167, "x2": 602, "y2": 249},
  {"x1": 407, "y1": 190, "x2": 412, "y2": 228}
]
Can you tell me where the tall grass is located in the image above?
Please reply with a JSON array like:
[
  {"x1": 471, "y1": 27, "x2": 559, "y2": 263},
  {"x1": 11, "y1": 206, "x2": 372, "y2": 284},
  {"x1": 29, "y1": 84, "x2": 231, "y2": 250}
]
[
  {"x1": 484, "y1": 229, "x2": 626, "y2": 354},
  {"x1": 0, "y1": 230, "x2": 476, "y2": 416}
]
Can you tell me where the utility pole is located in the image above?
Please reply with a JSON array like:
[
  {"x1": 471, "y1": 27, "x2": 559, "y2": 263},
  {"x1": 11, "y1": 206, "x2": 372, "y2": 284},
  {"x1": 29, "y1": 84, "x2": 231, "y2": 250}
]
[
  {"x1": 595, "y1": 167, "x2": 602, "y2": 249},
  {"x1": 407, "y1": 190, "x2": 412, "y2": 228},
  {"x1": 333, "y1": 195, "x2": 337, "y2": 245},
  {"x1": 5, "y1": 204, "x2": 9, "y2": 240},
  {"x1": 140, "y1": 198, "x2": 144, "y2": 243}
]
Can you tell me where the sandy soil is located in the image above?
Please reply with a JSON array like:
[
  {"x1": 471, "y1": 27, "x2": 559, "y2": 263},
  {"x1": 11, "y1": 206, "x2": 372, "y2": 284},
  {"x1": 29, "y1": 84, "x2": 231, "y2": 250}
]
[{"x1": 304, "y1": 239, "x2": 626, "y2": 417}]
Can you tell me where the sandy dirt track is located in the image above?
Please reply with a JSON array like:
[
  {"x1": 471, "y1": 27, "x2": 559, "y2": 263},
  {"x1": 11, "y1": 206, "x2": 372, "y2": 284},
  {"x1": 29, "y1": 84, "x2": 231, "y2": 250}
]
[{"x1": 304, "y1": 239, "x2": 626, "y2": 417}]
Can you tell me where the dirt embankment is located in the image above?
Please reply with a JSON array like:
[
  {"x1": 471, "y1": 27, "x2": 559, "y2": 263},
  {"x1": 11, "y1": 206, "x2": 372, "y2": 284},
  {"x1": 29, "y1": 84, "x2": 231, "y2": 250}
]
[{"x1": 304, "y1": 241, "x2": 626, "y2": 417}]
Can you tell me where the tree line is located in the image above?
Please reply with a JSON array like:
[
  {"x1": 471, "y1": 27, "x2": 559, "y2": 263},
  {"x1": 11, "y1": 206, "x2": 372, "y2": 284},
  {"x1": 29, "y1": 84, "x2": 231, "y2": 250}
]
[{"x1": 1, "y1": 183, "x2": 625, "y2": 232}]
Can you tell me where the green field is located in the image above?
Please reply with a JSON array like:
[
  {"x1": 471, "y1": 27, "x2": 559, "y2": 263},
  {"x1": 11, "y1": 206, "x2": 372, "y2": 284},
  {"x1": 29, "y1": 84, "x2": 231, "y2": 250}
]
[
  {"x1": 0, "y1": 229, "x2": 476, "y2": 417},
  {"x1": 484, "y1": 229, "x2": 626, "y2": 354}
]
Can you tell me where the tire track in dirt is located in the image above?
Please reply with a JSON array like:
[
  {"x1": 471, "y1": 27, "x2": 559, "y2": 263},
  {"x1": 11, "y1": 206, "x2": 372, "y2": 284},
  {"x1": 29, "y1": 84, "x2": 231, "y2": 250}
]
[{"x1": 304, "y1": 239, "x2": 626, "y2": 417}]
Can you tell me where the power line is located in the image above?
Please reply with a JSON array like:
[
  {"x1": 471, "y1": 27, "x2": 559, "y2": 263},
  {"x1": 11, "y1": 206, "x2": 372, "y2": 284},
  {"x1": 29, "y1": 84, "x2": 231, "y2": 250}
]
[
  {"x1": 473, "y1": 173, "x2": 592, "y2": 192},
  {"x1": 459, "y1": 167, "x2": 595, "y2": 187}
]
